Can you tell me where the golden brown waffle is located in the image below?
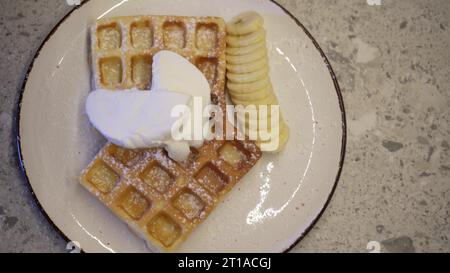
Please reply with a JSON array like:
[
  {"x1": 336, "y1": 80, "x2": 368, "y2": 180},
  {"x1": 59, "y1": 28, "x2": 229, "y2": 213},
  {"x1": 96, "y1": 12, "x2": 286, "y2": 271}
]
[
  {"x1": 80, "y1": 140, "x2": 260, "y2": 251},
  {"x1": 81, "y1": 15, "x2": 262, "y2": 252},
  {"x1": 90, "y1": 15, "x2": 227, "y2": 109}
]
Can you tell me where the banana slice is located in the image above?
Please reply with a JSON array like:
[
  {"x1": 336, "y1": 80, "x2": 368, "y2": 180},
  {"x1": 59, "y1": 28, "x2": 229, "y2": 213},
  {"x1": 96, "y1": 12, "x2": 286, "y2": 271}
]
[
  {"x1": 237, "y1": 109, "x2": 278, "y2": 133},
  {"x1": 243, "y1": 116, "x2": 284, "y2": 144},
  {"x1": 227, "y1": 66, "x2": 269, "y2": 83},
  {"x1": 227, "y1": 58, "x2": 267, "y2": 74},
  {"x1": 234, "y1": 98, "x2": 289, "y2": 153},
  {"x1": 240, "y1": 110, "x2": 285, "y2": 132},
  {"x1": 256, "y1": 122, "x2": 290, "y2": 153},
  {"x1": 227, "y1": 77, "x2": 270, "y2": 93},
  {"x1": 226, "y1": 28, "x2": 265, "y2": 47},
  {"x1": 226, "y1": 48, "x2": 266, "y2": 65},
  {"x1": 226, "y1": 11, "x2": 264, "y2": 35},
  {"x1": 231, "y1": 91, "x2": 278, "y2": 106},
  {"x1": 226, "y1": 42, "x2": 265, "y2": 56},
  {"x1": 230, "y1": 83, "x2": 273, "y2": 101},
  {"x1": 230, "y1": 89, "x2": 271, "y2": 103}
]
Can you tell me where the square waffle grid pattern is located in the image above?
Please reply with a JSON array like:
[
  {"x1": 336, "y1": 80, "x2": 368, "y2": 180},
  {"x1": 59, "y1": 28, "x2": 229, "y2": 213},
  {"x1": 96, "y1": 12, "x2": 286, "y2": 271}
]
[
  {"x1": 90, "y1": 15, "x2": 227, "y2": 109},
  {"x1": 80, "y1": 140, "x2": 261, "y2": 251},
  {"x1": 82, "y1": 16, "x2": 262, "y2": 251}
]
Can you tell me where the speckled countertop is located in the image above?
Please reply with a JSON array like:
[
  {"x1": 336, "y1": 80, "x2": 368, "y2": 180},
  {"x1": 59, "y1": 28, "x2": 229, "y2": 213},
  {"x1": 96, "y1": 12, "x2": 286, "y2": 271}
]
[{"x1": 0, "y1": 0, "x2": 449, "y2": 253}]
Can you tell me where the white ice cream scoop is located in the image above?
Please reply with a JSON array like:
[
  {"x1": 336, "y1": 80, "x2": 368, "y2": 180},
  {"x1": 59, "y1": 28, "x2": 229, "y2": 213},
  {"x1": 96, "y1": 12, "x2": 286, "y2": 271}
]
[{"x1": 86, "y1": 50, "x2": 211, "y2": 162}]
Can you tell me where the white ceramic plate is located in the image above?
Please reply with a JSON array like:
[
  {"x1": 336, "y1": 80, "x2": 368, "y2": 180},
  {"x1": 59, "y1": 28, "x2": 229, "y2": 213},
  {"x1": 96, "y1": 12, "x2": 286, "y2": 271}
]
[{"x1": 18, "y1": 0, "x2": 346, "y2": 253}]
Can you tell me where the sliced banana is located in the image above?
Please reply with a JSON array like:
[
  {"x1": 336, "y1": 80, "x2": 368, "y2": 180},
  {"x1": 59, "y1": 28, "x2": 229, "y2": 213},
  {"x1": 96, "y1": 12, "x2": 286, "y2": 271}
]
[
  {"x1": 253, "y1": 93, "x2": 279, "y2": 107},
  {"x1": 237, "y1": 109, "x2": 278, "y2": 133},
  {"x1": 241, "y1": 110, "x2": 285, "y2": 132},
  {"x1": 230, "y1": 90, "x2": 271, "y2": 104},
  {"x1": 225, "y1": 11, "x2": 290, "y2": 153},
  {"x1": 228, "y1": 84, "x2": 273, "y2": 102},
  {"x1": 226, "y1": 42, "x2": 265, "y2": 56},
  {"x1": 227, "y1": 66, "x2": 269, "y2": 84},
  {"x1": 231, "y1": 91, "x2": 278, "y2": 106},
  {"x1": 227, "y1": 58, "x2": 267, "y2": 74},
  {"x1": 233, "y1": 94, "x2": 290, "y2": 153},
  {"x1": 226, "y1": 48, "x2": 266, "y2": 65},
  {"x1": 243, "y1": 116, "x2": 284, "y2": 144},
  {"x1": 226, "y1": 28, "x2": 266, "y2": 47},
  {"x1": 226, "y1": 11, "x2": 264, "y2": 35},
  {"x1": 256, "y1": 122, "x2": 290, "y2": 153},
  {"x1": 227, "y1": 77, "x2": 270, "y2": 93}
]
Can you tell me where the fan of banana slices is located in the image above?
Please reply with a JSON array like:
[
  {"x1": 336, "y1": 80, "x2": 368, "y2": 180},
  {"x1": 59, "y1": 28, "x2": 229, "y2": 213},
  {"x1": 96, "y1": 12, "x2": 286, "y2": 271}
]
[{"x1": 226, "y1": 11, "x2": 290, "y2": 153}]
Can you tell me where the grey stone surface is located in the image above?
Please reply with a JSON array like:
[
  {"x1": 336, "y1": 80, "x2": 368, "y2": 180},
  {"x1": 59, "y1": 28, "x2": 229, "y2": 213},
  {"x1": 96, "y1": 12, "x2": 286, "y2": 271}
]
[{"x1": 0, "y1": 0, "x2": 449, "y2": 253}]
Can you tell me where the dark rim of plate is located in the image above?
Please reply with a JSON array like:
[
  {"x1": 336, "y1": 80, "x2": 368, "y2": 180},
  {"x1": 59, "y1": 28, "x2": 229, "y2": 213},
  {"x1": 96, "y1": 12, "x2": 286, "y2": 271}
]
[{"x1": 15, "y1": 0, "x2": 347, "y2": 253}]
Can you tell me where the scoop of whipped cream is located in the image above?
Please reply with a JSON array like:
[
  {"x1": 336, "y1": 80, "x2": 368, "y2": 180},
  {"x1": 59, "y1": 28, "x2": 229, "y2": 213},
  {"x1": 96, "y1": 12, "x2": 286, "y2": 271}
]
[{"x1": 86, "y1": 50, "x2": 211, "y2": 162}]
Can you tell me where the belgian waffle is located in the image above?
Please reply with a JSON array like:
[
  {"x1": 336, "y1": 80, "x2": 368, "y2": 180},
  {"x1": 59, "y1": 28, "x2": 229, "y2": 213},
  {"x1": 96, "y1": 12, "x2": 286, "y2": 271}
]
[
  {"x1": 80, "y1": 140, "x2": 260, "y2": 251},
  {"x1": 80, "y1": 15, "x2": 261, "y2": 252},
  {"x1": 90, "y1": 15, "x2": 227, "y2": 109}
]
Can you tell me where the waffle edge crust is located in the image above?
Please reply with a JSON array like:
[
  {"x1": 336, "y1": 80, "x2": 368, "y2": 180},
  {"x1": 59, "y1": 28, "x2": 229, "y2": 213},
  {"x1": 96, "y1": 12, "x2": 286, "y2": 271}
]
[{"x1": 80, "y1": 15, "x2": 262, "y2": 252}]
